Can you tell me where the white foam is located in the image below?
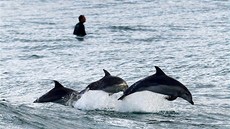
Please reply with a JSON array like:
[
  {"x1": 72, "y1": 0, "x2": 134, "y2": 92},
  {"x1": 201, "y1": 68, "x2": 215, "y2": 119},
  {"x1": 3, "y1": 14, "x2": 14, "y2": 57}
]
[{"x1": 73, "y1": 91, "x2": 173, "y2": 113}]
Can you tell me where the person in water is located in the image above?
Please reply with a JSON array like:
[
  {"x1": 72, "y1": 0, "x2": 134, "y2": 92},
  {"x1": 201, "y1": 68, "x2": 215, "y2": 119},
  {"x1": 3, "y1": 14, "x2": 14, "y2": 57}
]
[{"x1": 73, "y1": 15, "x2": 86, "y2": 36}]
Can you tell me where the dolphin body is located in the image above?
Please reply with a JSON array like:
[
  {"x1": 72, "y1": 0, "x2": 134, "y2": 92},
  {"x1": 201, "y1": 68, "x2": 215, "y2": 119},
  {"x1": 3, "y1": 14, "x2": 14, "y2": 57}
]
[
  {"x1": 118, "y1": 66, "x2": 194, "y2": 105},
  {"x1": 80, "y1": 69, "x2": 128, "y2": 95},
  {"x1": 34, "y1": 80, "x2": 80, "y2": 106}
]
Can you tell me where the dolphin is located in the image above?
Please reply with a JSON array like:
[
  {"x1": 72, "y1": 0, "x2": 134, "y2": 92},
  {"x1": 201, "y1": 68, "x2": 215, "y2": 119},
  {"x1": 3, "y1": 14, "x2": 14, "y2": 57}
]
[
  {"x1": 80, "y1": 69, "x2": 128, "y2": 95},
  {"x1": 34, "y1": 80, "x2": 80, "y2": 106},
  {"x1": 118, "y1": 66, "x2": 194, "y2": 105}
]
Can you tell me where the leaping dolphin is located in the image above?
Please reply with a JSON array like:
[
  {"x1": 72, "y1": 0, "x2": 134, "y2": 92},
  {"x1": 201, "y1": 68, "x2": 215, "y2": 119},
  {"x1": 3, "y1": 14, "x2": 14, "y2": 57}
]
[
  {"x1": 34, "y1": 70, "x2": 128, "y2": 106},
  {"x1": 80, "y1": 69, "x2": 128, "y2": 94},
  {"x1": 118, "y1": 66, "x2": 194, "y2": 105},
  {"x1": 34, "y1": 80, "x2": 80, "y2": 106}
]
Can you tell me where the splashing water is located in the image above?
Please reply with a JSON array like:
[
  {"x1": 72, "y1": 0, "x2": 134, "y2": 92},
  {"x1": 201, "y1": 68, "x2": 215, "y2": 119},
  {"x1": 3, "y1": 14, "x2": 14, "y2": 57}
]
[{"x1": 74, "y1": 91, "x2": 173, "y2": 113}]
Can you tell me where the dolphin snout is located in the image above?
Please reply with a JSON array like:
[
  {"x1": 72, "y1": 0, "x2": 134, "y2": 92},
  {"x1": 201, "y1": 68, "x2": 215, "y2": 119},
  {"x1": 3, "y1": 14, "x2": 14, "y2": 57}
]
[
  {"x1": 190, "y1": 100, "x2": 194, "y2": 105},
  {"x1": 33, "y1": 99, "x2": 39, "y2": 103}
]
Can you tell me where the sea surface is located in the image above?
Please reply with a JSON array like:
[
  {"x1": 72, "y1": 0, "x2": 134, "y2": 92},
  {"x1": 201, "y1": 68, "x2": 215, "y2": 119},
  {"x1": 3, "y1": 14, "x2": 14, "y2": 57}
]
[{"x1": 1, "y1": 0, "x2": 230, "y2": 129}]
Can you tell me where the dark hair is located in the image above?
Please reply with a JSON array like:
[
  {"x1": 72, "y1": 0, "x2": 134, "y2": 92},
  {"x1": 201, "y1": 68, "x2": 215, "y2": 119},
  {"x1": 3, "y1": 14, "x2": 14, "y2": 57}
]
[{"x1": 78, "y1": 15, "x2": 84, "y2": 21}]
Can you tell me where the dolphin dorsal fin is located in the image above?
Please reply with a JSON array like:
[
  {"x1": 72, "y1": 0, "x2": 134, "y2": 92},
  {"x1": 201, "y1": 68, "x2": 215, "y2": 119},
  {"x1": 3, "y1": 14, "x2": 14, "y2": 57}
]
[
  {"x1": 53, "y1": 80, "x2": 64, "y2": 88},
  {"x1": 155, "y1": 66, "x2": 166, "y2": 75},
  {"x1": 103, "y1": 69, "x2": 111, "y2": 76}
]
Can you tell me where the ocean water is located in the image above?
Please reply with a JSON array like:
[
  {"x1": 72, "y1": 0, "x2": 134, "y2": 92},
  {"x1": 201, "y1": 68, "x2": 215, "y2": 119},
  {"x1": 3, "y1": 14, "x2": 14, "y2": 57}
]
[{"x1": 1, "y1": 0, "x2": 230, "y2": 128}]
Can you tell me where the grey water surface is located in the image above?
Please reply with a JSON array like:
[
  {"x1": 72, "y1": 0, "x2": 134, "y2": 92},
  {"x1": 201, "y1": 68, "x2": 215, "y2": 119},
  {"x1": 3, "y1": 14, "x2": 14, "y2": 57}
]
[{"x1": 1, "y1": 0, "x2": 230, "y2": 129}]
